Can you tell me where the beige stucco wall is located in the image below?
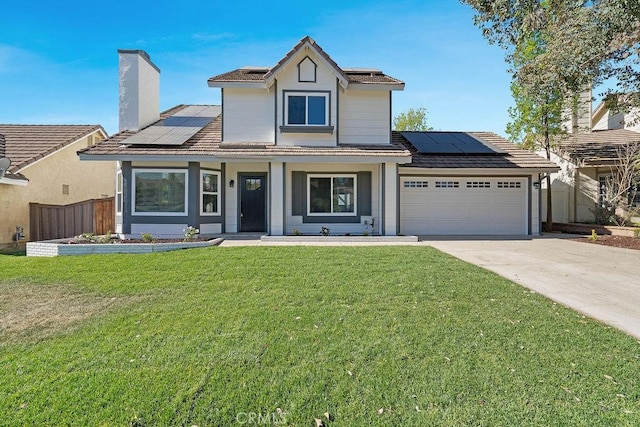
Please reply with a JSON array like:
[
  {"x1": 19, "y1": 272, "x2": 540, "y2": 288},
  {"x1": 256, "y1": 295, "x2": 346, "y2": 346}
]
[{"x1": 0, "y1": 131, "x2": 115, "y2": 246}]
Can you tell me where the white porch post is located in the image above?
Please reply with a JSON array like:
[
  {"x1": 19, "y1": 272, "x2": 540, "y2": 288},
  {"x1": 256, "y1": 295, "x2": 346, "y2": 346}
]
[
  {"x1": 270, "y1": 162, "x2": 285, "y2": 236},
  {"x1": 383, "y1": 162, "x2": 398, "y2": 236}
]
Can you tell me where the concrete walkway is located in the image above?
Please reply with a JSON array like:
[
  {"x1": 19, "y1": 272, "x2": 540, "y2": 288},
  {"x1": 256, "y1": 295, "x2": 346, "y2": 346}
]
[{"x1": 424, "y1": 237, "x2": 640, "y2": 340}]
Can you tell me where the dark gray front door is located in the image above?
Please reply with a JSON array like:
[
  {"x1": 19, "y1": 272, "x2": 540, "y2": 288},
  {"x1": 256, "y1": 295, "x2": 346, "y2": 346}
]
[{"x1": 239, "y1": 174, "x2": 266, "y2": 232}]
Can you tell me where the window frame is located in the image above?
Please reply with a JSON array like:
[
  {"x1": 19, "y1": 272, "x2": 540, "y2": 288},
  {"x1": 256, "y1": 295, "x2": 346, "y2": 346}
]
[
  {"x1": 200, "y1": 170, "x2": 221, "y2": 216},
  {"x1": 115, "y1": 170, "x2": 123, "y2": 215},
  {"x1": 284, "y1": 91, "x2": 330, "y2": 127},
  {"x1": 132, "y1": 168, "x2": 189, "y2": 216},
  {"x1": 307, "y1": 174, "x2": 357, "y2": 217}
]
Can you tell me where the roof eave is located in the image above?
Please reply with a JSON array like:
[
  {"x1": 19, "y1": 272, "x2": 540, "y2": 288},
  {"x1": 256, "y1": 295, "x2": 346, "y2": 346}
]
[
  {"x1": 0, "y1": 175, "x2": 29, "y2": 186},
  {"x1": 347, "y1": 82, "x2": 405, "y2": 91},
  {"x1": 79, "y1": 152, "x2": 412, "y2": 164},
  {"x1": 207, "y1": 80, "x2": 268, "y2": 89}
]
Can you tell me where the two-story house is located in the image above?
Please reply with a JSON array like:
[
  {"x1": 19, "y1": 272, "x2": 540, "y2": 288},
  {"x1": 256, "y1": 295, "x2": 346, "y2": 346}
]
[{"x1": 80, "y1": 37, "x2": 557, "y2": 237}]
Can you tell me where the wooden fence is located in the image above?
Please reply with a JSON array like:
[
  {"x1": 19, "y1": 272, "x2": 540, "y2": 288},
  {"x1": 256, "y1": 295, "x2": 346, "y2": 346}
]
[{"x1": 29, "y1": 198, "x2": 114, "y2": 241}]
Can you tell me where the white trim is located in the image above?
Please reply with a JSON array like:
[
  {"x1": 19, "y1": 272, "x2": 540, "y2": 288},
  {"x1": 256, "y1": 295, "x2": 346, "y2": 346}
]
[
  {"x1": 307, "y1": 174, "x2": 357, "y2": 216},
  {"x1": 132, "y1": 168, "x2": 189, "y2": 216},
  {"x1": 200, "y1": 170, "x2": 221, "y2": 216},
  {"x1": 0, "y1": 176, "x2": 29, "y2": 186},
  {"x1": 115, "y1": 170, "x2": 123, "y2": 214}
]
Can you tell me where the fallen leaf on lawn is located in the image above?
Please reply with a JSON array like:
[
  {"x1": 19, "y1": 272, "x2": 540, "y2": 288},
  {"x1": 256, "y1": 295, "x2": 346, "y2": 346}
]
[
  {"x1": 377, "y1": 408, "x2": 384, "y2": 414},
  {"x1": 314, "y1": 418, "x2": 324, "y2": 427},
  {"x1": 347, "y1": 370, "x2": 353, "y2": 376},
  {"x1": 415, "y1": 406, "x2": 420, "y2": 412},
  {"x1": 324, "y1": 411, "x2": 332, "y2": 421},
  {"x1": 604, "y1": 374, "x2": 614, "y2": 381},
  {"x1": 295, "y1": 316, "x2": 301, "y2": 320},
  {"x1": 617, "y1": 394, "x2": 626, "y2": 398}
]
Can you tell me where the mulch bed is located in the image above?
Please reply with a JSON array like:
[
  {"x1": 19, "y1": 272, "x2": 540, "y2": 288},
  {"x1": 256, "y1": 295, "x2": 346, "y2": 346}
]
[{"x1": 571, "y1": 235, "x2": 640, "y2": 251}]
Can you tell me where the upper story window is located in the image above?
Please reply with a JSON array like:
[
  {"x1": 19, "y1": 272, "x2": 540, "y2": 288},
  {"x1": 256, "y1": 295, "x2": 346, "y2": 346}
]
[
  {"x1": 281, "y1": 91, "x2": 334, "y2": 134},
  {"x1": 284, "y1": 91, "x2": 329, "y2": 126}
]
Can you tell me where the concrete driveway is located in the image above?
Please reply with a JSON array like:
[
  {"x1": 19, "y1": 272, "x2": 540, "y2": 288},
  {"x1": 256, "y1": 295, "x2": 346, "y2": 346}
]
[{"x1": 424, "y1": 236, "x2": 640, "y2": 340}]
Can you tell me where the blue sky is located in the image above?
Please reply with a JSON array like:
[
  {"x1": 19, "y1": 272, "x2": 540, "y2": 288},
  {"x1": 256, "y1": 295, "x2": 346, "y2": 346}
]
[{"x1": 0, "y1": 0, "x2": 515, "y2": 136}]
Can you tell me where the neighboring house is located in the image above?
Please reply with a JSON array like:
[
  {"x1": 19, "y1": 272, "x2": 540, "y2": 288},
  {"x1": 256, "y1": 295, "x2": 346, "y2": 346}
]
[
  {"x1": 545, "y1": 129, "x2": 640, "y2": 223},
  {"x1": 543, "y1": 88, "x2": 640, "y2": 224},
  {"x1": 592, "y1": 98, "x2": 640, "y2": 133},
  {"x1": 79, "y1": 37, "x2": 557, "y2": 237},
  {"x1": 0, "y1": 125, "x2": 114, "y2": 247}
]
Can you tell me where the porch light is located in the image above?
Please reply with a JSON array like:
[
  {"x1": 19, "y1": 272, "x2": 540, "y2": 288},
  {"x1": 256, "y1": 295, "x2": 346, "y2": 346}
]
[{"x1": 229, "y1": 179, "x2": 235, "y2": 188}]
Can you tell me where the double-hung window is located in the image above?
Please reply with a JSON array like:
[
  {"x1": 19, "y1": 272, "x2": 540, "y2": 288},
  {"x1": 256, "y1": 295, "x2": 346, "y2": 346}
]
[
  {"x1": 132, "y1": 169, "x2": 188, "y2": 215},
  {"x1": 285, "y1": 92, "x2": 329, "y2": 126},
  {"x1": 201, "y1": 170, "x2": 221, "y2": 215},
  {"x1": 308, "y1": 174, "x2": 356, "y2": 216}
]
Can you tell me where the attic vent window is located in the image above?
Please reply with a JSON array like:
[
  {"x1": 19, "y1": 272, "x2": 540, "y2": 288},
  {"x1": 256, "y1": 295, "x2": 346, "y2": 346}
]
[
  {"x1": 62, "y1": 184, "x2": 70, "y2": 195},
  {"x1": 298, "y1": 56, "x2": 317, "y2": 83}
]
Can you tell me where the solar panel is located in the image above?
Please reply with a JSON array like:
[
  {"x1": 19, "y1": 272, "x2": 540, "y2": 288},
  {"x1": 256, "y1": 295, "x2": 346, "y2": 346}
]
[
  {"x1": 123, "y1": 105, "x2": 221, "y2": 146},
  {"x1": 401, "y1": 131, "x2": 506, "y2": 155}
]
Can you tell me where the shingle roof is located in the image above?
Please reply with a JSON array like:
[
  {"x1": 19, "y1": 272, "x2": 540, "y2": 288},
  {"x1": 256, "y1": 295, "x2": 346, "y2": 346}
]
[
  {"x1": 555, "y1": 129, "x2": 640, "y2": 165},
  {"x1": 0, "y1": 124, "x2": 106, "y2": 173},
  {"x1": 208, "y1": 36, "x2": 403, "y2": 87},
  {"x1": 393, "y1": 131, "x2": 559, "y2": 170},
  {"x1": 80, "y1": 105, "x2": 411, "y2": 161}
]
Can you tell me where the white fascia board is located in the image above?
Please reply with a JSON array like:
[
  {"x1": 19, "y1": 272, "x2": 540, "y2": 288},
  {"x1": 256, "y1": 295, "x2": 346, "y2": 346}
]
[
  {"x1": 346, "y1": 83, "x2": 405, "y2": 91},
  {"x1": 80, "y1": 153, "x2": 411, "y2": 164},
  {"x1": 207, "y1": 81, "x2": 268, "y2": 89},
  {"x1": 0, "y1": 176, "x2": 29, "y2": 186},
  {"x1": 399, "y1": 167, "x2": 555, "y2": 176}
]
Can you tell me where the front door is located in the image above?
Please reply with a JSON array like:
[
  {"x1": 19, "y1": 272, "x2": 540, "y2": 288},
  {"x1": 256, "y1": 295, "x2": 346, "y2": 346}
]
[{"x1": 239, "y1": 174, "x2": 266, "y2": 232}]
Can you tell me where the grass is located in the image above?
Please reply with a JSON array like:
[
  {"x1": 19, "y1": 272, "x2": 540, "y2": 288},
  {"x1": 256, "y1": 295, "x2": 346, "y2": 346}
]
[{"x1": 1, "y1": 246, "x2": 639, "y2": 426}]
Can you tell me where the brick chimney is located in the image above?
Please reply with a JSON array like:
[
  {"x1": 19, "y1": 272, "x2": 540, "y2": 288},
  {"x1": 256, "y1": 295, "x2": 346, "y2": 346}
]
[{"x1": 118, "y1": 49, "x2": 160, "y2": 132}]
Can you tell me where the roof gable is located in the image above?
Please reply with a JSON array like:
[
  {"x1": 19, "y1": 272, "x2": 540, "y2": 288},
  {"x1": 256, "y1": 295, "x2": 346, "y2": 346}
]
[
  {"x1": 207, "y1": 37, "x2": 404, "y2": 90},
  {"x1": 0, "y1": 124, "x2": 106, "y2": 173},
  {"x1": 263, "y1": 36, "x2": 349, "y2": 89}
]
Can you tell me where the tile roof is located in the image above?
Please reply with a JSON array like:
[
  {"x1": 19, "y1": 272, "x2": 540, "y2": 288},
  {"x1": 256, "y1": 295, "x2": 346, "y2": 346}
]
[
  {"x1": 555, "y1": 129, "x2": 640, "y2": 165},
  {"x1": 393, "y1": 131, "x2": 559, "y2": 170},
  {"x1": 0, "y1": 133, "x2": 5, "y2": 157},
  {"x1": 0, "y1": 124, "x2": 106, "y2": 173},
  {"x1": 79, "y1": 105, "x2": 411, "y2": 161},
  {"x1": 208, "y1": 36, "x2": 403, "y2": 87}
]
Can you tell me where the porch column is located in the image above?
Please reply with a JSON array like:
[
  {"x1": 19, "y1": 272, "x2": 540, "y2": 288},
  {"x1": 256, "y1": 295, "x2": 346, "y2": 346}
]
[
  {"x1": 383, "y1": 162, "x2": 398, "y2": 236},
  {"x1": 270, "y1": 162, "x2": 285, "y2": 236}
]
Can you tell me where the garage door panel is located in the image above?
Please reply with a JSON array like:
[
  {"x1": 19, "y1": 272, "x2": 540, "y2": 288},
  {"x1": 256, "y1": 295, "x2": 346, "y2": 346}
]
[{"x1": 400, "y1": 177, "x2": 527, "y2": 235}]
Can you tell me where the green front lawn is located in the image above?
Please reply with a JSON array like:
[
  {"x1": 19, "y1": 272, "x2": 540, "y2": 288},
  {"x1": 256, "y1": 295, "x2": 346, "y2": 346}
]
[{"x1": 1, "y1": 246, "x2": 639, "y2": 426}]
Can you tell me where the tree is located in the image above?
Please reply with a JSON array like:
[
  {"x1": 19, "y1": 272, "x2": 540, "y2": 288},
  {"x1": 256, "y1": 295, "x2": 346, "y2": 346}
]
[
  {"x1": 596, "y1": 142, "x2": 640, "y2": 226},
  {"x1": 460, "y1": 0, "x2": 627, "y2": 231},
  {"x1": 393, "y1": 107, "x2": 433, "y2": 131}
]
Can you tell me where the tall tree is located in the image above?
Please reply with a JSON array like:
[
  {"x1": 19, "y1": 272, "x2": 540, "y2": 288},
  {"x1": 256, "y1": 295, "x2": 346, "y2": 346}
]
[
  {"x1": 393, "y1": 107, "x2": 433, "y2": 131},
  {"x1": 460, "y1": 0, "x2": 629, "y2": 230}
]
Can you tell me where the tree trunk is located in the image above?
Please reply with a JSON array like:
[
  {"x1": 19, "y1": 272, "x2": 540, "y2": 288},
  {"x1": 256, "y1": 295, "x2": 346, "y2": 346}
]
[{"x1": 544, "y1": 129, "x2": 553, "y2": 232}]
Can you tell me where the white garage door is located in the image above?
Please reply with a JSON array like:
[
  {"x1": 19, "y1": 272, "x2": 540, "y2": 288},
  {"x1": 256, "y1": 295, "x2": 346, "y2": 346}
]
[{"x1": 400, "y1": 177, "x2": 528, "y2": 235}]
